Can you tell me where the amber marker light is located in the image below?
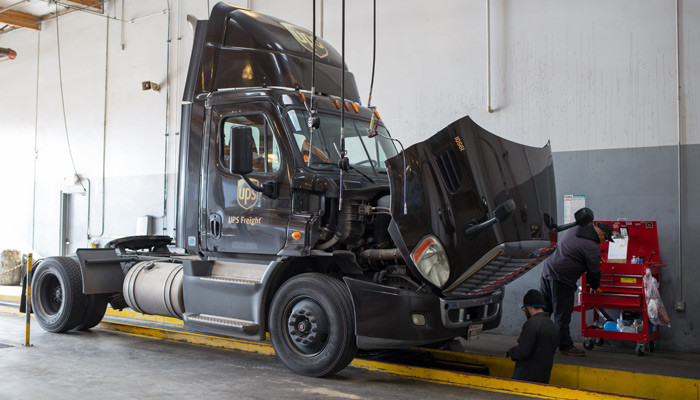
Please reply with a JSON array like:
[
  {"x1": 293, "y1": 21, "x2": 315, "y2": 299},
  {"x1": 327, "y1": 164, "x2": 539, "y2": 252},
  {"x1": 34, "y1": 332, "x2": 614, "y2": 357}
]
[
  {"x1": 352, "y1": 103, "x2": 359, "y2": 113},
  {"x1": 344, "y1": 101, "x2": 350, "y2": 111},
  {"x1": 374, "y1": 110, "x2": 381, "y2": 120},
  {"x1": 333, "y1": 98, "x2": 340, "y2": 109},
  {"x1": 292, "y1": 232, "x2": 302, "y2": 240},
  {"x1": 299, "y1": 92, "x2": 306, "y2": 102}
]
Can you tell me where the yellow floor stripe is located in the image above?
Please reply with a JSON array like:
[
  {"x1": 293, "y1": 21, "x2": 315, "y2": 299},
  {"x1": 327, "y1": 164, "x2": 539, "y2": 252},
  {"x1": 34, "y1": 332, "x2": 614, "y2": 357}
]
[
  {"x1": 350, "y1": 358, "x2": 637, "y2": 400},
  {"x1": 3, "y1": 296, "x2": 698, "y2": 399},
  {"x1": 98, "y1": 321, "x2": 275, "y2": 356},
  {"x1": 99, "y1": 321, "x2": 640, "y2": 400},
  {"x1": 0, "y1": 294, "x2": 19, "y2": 303},
  {"x1": 105, "y1": 308, "x2": 184, "y2": 326},
  {"x1": 426, "y1": 348, "x2": 699, "y2": 400}
]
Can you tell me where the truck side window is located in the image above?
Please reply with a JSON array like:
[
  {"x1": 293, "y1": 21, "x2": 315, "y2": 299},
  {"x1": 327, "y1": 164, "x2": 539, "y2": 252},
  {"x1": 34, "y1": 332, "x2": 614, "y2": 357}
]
[{"x1": 221, "y1": 114, "x2": 280, "y2": 173}]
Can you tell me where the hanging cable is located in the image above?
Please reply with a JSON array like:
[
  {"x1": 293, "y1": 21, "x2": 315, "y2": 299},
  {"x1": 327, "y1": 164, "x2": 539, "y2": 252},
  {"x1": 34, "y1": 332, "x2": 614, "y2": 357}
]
[
  {"x1": 96, "y1": 0, "x2": 112, "y2": 242},
  {"x1": 372, "y1": 130, "x2": 407, "y2": 215},
  {"x1": 311, "y1": 0, "x2": 316, "y2": 113},
  {"x1": 31, "y1": 30, "x2": 41, "y2": 251},
  {"x1": 367, "y1": 0, "x2": 376, "y2": 108},
  {"x1": 161, "y1": 0, "x2": 172, "y2": 235},
  {"x1": 337, "y1": 0, "x2": 348, "y2": 212},
  {"x1": 306, "y1": 0, "x2": 320, "y2": 167},
  {"x1": 55, "y1": 3, "x2": 86, "y2": 192},
  {"x1": 362, "y1": 1, "x2": 406, "y2": 214}
]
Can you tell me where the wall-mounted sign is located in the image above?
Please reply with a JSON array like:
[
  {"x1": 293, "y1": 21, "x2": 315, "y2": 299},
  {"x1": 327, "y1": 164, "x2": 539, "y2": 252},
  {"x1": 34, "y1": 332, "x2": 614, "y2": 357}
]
[{"x1": 563, "y1": 195, "x2": 586, "y2": 224}]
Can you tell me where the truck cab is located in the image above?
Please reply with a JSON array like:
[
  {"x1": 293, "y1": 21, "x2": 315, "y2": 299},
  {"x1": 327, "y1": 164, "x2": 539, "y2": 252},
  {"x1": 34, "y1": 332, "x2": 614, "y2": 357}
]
[{"x1": 27, "y1": 3, "x2": 558, "y2": 378}]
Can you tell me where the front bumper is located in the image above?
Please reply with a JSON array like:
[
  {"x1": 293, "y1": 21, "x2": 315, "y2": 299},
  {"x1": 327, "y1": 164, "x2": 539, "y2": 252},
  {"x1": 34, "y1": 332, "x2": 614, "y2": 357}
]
[{"x1": 344, "y1": 277, "x2": 503, "y2": 349}]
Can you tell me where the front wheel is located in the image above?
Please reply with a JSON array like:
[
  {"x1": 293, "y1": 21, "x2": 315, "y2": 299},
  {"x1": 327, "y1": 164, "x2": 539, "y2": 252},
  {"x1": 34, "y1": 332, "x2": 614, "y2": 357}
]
[
  {"x1": 31, "y1": 257, "x2": 87, "y2": 332},
  {"x1": 269, "y1": 273, "x2": 357, "y2": 377}
]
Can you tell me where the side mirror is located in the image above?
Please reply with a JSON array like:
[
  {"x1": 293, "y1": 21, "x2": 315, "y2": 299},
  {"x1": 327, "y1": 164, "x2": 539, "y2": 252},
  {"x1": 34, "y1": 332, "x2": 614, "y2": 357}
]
[{"x1": 230, "y1": 126, "x2": 254, "y2": 175}]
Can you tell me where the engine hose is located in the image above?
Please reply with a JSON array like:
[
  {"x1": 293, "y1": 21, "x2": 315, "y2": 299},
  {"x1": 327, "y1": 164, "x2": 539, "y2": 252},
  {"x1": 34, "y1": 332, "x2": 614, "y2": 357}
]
[
  {"x1": 328, "y1": 198, "x2": 338, "y2": 233},
  {"x1": 360, "y1": 248, "x2": 401, "y2": 261},
  {"x1": 316, "y1": 233, "x2": 341, "y2": 250}
]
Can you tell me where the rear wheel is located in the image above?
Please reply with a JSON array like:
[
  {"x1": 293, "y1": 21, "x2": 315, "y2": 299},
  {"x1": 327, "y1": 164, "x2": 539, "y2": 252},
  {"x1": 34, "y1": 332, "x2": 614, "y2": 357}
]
[
  {"x1": 31, "y1": 257, "x2": 87, "y2": 332},
  {"x1": 75, "y1": 293, "x2": 109, "y2": 331},
  {"x1": 269, "y1": 273, "x2": 357, "y2": 377}
]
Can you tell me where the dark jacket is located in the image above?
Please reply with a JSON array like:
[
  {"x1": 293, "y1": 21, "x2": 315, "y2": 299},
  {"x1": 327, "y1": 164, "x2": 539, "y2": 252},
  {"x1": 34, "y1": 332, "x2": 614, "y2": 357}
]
[
  {"x1": 508, "y1": 311, "x2": 559, "y2": 383},
  {"x1": 540, "y1": 225, "x2": 602, "y2": 289}
]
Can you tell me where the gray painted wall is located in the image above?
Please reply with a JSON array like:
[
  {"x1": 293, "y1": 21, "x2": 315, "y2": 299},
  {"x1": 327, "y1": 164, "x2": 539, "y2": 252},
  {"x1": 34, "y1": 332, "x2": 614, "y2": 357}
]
[{"x1": 495, "y1": 144, "x2": 698, "y2": 352}]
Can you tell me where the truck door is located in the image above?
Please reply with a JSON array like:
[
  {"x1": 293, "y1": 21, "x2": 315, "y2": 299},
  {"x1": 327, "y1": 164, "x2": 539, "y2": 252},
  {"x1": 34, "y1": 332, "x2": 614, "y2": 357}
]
[{"x1": 204, "y1": 101, "x2": 291, "y2": 255}]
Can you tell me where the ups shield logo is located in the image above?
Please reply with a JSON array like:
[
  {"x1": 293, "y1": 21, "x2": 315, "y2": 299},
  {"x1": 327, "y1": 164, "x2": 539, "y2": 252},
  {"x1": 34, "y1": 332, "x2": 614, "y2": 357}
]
[
  {"x1": 237, "y1": 178, "x2": 260, "y2": 210},
  {"x1": 280, "y1": 22, "x2": 329, "y2": 59}
]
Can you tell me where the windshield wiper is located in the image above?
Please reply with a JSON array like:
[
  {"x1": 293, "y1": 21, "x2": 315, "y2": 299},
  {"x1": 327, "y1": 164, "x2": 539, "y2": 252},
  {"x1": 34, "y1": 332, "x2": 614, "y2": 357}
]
[
  {"x1": 310, "y1": 162, "x2": 375, "y2": 183},
  {"x1": 349, "y1": 165, "x2": 375, "y2": 183}
]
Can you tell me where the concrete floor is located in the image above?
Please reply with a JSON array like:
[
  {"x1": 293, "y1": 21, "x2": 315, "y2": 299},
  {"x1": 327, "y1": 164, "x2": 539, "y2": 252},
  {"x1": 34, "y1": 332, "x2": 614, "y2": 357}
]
[{"x1": 0, "y1": 310, "x2": 528, "y2": 400}]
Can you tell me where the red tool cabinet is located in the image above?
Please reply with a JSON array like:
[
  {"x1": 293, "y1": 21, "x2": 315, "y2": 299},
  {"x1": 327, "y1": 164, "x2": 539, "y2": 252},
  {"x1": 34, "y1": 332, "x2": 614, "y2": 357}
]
[{"x1": 575, "y1": 220, "x2": 665, "y2": 356}]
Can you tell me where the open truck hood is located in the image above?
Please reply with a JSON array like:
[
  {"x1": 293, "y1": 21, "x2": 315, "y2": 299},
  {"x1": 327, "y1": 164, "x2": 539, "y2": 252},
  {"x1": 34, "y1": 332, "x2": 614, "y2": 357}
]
[{"x1": 386, "y1": 116, "x2": 557, "y2": 296}]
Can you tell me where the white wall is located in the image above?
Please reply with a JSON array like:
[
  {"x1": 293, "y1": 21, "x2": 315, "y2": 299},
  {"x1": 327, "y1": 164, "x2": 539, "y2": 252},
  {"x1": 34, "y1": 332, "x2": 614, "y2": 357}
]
[{"x1": 0, "y1": 0, "x2": 697, "y2": 260}]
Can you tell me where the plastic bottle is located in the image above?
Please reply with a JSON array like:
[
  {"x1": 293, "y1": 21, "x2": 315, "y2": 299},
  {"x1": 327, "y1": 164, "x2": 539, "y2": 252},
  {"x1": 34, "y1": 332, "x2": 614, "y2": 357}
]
[
  {"x1": 617, "y1": 314, "x2": 625, "y2": 332},
  {"x1": 631, "y1": 256, "x2": 638, "y2": 264}
]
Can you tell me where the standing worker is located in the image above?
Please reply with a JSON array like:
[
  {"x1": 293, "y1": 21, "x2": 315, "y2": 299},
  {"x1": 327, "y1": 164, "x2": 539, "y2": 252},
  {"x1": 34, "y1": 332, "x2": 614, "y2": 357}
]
[
  {"x1": 540, "y1": 221, "x2": 614, "y2": 356},
  {"x1": 507, "y1": 289, "x2": 559, "y2": 384}
]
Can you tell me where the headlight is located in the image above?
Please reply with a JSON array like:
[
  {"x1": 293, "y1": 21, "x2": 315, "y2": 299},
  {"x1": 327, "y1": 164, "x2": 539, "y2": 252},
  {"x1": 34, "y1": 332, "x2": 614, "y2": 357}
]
[{"x1": 410, "y1": 235, "x2": 450, "y2": 288}]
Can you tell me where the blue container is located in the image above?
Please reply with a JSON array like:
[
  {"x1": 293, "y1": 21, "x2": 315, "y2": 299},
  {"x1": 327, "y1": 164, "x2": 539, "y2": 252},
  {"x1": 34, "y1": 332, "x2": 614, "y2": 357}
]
[{"x1": 604, "y1": 321, "x2": 618, "y2": 332}]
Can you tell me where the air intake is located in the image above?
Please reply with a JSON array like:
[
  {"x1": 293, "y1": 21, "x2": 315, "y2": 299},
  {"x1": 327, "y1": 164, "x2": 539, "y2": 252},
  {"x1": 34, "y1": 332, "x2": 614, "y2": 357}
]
[{"x1": 436, "y1": 149, "x2": 462, "y2": 193}]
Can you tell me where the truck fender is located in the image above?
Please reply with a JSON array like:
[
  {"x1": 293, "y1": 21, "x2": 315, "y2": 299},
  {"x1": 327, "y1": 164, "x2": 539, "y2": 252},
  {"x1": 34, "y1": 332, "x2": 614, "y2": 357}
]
[{"x1": 76, "y1": 248, "x2": 126, "y2": 294}]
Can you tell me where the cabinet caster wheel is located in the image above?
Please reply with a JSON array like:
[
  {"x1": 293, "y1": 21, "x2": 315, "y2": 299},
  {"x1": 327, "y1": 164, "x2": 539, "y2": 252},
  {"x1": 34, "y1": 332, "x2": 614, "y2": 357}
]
[
  {"x1": 594, "y1": 338, "x2": 604, "y2": 347},
  {"x1": 583, "y1": 339, "x2": 594, "y2": 350},
  {"x1": 636, "y1": 343, "x2": 645, "y2": 356}
]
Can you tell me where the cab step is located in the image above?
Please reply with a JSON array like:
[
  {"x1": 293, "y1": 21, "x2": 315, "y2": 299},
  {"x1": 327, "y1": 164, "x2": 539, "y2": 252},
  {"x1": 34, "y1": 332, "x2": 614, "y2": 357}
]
[{"x1": 185, "y1": 313, "x2": 259, "y2": 335}]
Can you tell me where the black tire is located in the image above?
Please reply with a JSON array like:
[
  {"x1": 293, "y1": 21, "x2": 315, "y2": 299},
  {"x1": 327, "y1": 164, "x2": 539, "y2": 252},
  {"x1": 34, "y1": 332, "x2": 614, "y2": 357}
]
[
  {"x1": 75, "y1": 293, "x2": 109, "y2": 331},
  {"x1": 583, "y1": 339, "x2": 594, "y2": 350},
  {"x1": 269, "y1": 273, "x2": 357, "y2": 377},
  {"x1": 594, "y1": 338, "x2": 604, "y2": 347},
  {"x1": 635, "y1": 343, "x2": 645, "y2": 356},
  {"x1": 31, "y1": 257, "x2": 87, "y2": 333}
]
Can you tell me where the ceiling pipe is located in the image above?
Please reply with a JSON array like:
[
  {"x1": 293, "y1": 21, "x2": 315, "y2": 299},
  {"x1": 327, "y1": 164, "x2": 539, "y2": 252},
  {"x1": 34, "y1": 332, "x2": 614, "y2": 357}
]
[
  {"x1": 674, "y1": 0, "x2": 684, "y2": 305},
  {"x1": 0, "y1": 47, "x2": 17, "y2": 60}
]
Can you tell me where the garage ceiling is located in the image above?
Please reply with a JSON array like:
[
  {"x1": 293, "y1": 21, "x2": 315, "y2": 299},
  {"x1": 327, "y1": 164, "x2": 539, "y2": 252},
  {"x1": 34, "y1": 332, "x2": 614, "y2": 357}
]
[{"x1": 0, "y1": 0, "x2": 103, "y2": 35}]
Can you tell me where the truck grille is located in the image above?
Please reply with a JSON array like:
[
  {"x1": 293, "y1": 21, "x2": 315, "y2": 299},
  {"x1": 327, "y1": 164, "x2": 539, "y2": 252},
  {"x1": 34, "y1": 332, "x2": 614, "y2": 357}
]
[{"x1": 444, "y1": 241, "x2": 555, "y2": 297}]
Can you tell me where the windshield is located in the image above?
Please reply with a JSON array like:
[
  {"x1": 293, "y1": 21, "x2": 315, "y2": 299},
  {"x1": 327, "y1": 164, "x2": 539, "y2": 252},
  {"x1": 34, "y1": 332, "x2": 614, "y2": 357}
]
[{"x1": 286, "y1": 109, "x2": 398, "y2": 174}]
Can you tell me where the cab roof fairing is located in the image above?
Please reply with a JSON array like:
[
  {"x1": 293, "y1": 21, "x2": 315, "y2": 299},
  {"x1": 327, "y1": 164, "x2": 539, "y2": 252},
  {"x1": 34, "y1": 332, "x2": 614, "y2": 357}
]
[{"x1": 185, "y1": 3, "x2": 360, "y2": 102}]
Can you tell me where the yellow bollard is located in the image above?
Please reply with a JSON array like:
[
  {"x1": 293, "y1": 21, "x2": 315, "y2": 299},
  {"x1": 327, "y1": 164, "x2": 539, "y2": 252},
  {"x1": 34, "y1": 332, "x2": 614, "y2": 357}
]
[{"x1": 25, "y1": 253, "x2": 32, "y2": 347}]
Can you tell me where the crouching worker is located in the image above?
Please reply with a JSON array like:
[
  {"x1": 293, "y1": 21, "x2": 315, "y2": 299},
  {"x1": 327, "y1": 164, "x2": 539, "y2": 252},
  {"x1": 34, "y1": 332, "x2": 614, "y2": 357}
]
[{"x1": 506, "y1": 289, "x2": 559, "y2": 384}]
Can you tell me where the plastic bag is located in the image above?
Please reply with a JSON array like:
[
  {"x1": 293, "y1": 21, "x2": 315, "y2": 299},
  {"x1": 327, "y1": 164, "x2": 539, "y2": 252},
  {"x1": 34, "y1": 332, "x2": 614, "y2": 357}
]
[{"x1": 644, "y1": 268, "x2": 670, "y2": 327}]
